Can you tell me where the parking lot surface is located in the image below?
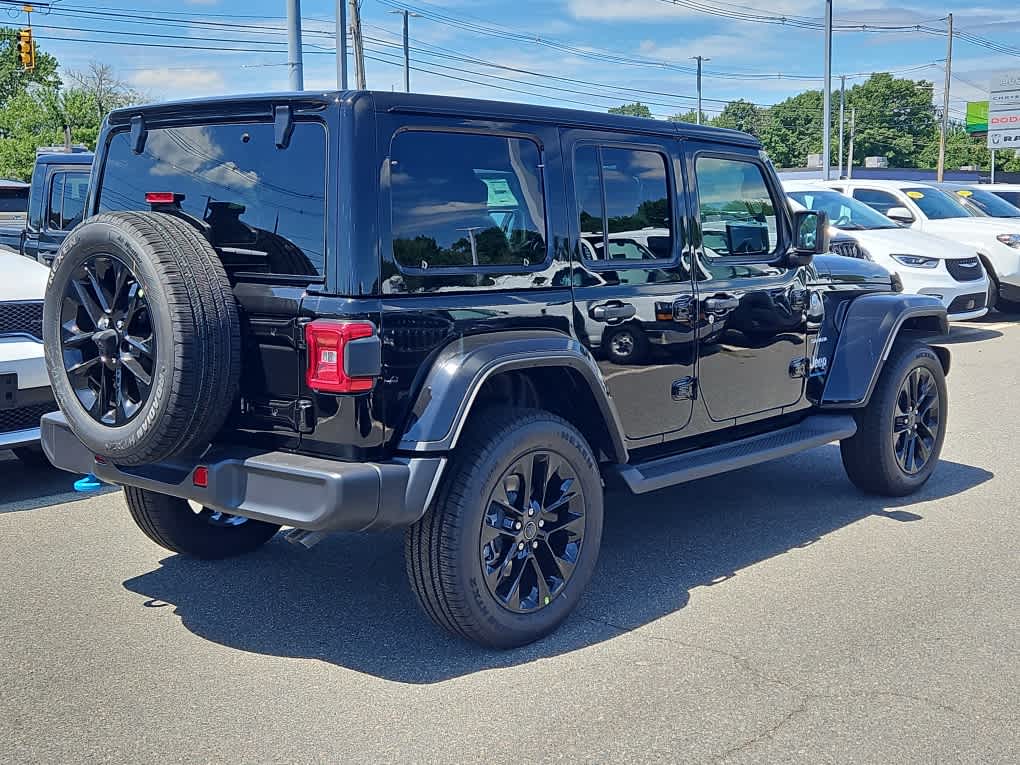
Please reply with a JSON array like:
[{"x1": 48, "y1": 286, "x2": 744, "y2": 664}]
[{"x1": 2, "y1": 318, "x2": 1018, "y2": 764}]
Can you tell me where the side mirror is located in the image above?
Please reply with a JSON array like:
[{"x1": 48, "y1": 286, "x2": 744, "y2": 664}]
[
  {"x1": 886, "y1": 206, "x2": 915, "y2": 224},
  {"x1": 789, "y1": 210, "x2": 829, "y2": 266}
]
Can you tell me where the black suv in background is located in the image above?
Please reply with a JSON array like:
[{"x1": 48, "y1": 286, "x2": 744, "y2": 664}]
[{"x1": 41, "y1": 92, "x2": 950, "y2": 648}]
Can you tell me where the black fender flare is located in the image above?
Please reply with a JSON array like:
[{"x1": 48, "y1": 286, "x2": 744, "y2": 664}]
[
  {"x1": 397, "y1": 330, "x2": 628, "y2": 461},
  {"x1": 820, "y1": 293, "x2": 949, "y2": 409}
]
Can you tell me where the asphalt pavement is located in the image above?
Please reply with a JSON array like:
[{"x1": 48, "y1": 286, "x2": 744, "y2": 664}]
[{"x1": 1, "y1": 318, "x2": 1018, "y2": 763}]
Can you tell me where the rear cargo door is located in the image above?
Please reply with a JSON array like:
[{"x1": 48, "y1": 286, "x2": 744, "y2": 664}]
[{"x1": 96, "y1": 115, "x2": 333, "y2": 451}]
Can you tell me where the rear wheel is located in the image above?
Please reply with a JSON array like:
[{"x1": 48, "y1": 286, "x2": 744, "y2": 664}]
[
  {"x1": 124, "y1": 487, "x2": 280, "y2": 559},
  {"x1": 840, "y1": 340, "x2": 946, "y2": 496},
  {"x1": 405, "y1": 408, "x2": 603, "y2": 648}
]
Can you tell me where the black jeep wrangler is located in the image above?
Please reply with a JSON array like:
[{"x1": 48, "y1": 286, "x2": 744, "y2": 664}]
[{"x1": 41, "y1": 92, "x2": 950, "y2": 648}]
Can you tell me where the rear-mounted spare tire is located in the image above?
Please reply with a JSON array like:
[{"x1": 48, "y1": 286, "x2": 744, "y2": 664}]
[{"x1": 43, "y1": 212, "x2": 241, "y2": 466}]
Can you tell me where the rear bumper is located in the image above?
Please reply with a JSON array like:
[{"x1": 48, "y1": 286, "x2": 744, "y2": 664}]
[{"x1": 41, "y1": 413, "x2": 445, "y2": 533}]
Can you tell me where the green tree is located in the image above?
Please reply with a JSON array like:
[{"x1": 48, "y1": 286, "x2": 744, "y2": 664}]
[
  {"x1": 845, "y1": 73, "x2": 937, "y2": 168},
  {"x1": 760, "y1": 89, "x2": 824, "y2": 168},
  {"x1": 712, "y1": 99, "x2": 765, "y2": 137},
  {"x1": 668, "y1": 109, "x2": 702, "y2": 124},
  {"x1": 608, "y1": 102, "x2": 653, "y2": 118},
  {"x1": 0, "y1": 27, "x2": 60, "y2": 106}
]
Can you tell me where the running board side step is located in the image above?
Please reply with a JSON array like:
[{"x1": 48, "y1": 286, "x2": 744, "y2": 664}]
[{"x1": 612, "y1": 415, "x2": 857, "y2": 495}]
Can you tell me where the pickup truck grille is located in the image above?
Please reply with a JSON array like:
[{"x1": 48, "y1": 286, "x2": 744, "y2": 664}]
[
  {"x1": 945, "y1": 257, "x2": 983, "y2": 282},
  {"x1": 0, "y1": 401, "x2": 57, "y2": 434},
  {"x1": 0, "y1": 300, "x2": 44, "y2": 339},
  {"x1": 829, "y1": 240, "x2": 868, "y2": 260}
]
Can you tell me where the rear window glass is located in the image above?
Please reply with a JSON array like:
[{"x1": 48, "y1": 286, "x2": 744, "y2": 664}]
[
  {"x1": 98, "y1": 122, "x2": 326, "y2": 277},
  {"x1": 0, "y1": 187, "x2": 28, "y2": 213},
  {"x1": 389, "y1": 130, "x2": 547, "y2": 271}
]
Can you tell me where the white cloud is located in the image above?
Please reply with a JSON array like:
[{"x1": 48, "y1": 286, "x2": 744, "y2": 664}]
[{"x1": 129, "y1": 68, "x2": 227, "y2": 98}]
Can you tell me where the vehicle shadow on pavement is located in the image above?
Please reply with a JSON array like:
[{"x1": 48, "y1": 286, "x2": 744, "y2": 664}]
[
  {"x1": 0, "y1": 452, "x2": 117, "y2": 513},
  {"x1": 938, "y1": 327, "x2": 1004, "y2": 344},
  {"x1": 121, "y1": 445, "x2": 992, "y2": 684}
]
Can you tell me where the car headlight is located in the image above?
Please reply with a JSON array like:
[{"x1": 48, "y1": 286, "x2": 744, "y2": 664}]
[
  {"x1": 996, "y1": 234, "x2": 1020, "y2": 249},
  {"x1": 891, "y1": 254, "x2": 939, "y2": 268}
]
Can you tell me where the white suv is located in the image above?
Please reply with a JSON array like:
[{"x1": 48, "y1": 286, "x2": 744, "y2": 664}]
[
  {"x1": 819, "y1": 179, "x2": 1020, "y2": 312},
  {"x1": 1, "y1": 251, "x2": 54, "y2": 464},
  {"x1": 786, "y1": 182, "x2": 989, "y2": 320}
]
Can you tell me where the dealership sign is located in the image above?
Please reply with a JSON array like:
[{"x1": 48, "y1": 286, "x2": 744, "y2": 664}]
[
  {"x1": 988, "y1": 72, "x2": 1020, "y2": 148},
  {"x1": 988, "y1": 129, "x2": 1020, "y2": 148}
]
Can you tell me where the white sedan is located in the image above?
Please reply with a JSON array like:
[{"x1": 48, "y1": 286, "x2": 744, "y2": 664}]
[
  {"x1": 818, "y1": 179, "x2": 1020, "y2": 312},
  {"x1": 1, "y1": 251, "x2": 54, "y2": 465},
  {"x1": 785, "y1": 182, "x2": 989, "y2": 321}
]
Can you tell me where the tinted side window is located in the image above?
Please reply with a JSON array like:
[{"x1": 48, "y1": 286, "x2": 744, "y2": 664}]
[
  {"x1": 390, "y1": 131, "x2": 546, "y2": 271},
  {"x1": 852, "y1": 188, "x2": 899, "y2": 215},
  {"x1": 0, "y1": 188, "x2": 28, "y2": 213},
  {"x1": 574, "y1": 145, "x2": 672, "y2": 263},
  {"x1": 27, "y1": 163, "x2": 45, "y2": 231},
  {"x1": 48, "y1": 173, "x2": 65, "y2": 230},
  {"x1": 695, "y1": 156, "x2": 777, "y2": 259},
  {"x1": 98, "y1": 122, "x2": 327, "y2": 277},
  {"x1": 58, "y1": 171, "x2": 89, "y2": 230}
]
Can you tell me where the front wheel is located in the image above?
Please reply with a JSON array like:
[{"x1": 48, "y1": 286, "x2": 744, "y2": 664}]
[
  {"x1": 840, "y1": 341, "x2": 947, "y2": 496},
  {"x1": 405, "y1": 408, "x2": 604, "y2": 649},
  {"x1": 124, "y1": 487, "x2": 280, "y2": 559}
]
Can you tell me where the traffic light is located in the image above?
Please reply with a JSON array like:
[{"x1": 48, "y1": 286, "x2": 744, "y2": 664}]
[{"x1": 16, "y1": 28, "x2": 35, "y2": 71}]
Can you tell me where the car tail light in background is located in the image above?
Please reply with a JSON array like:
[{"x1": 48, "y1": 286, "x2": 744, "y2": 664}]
[
  {"x1": 193, "y1": 466, "x2": 209, "y2": 488},
  {"x1": 304, "y1": 320, "x2": 379, "y2": 393}
]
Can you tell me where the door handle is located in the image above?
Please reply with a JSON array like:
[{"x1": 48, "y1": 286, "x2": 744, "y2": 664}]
[
  {"x1": 703, "y1": 295, "x2": 740, "y2": 313},
  {"x1": 590, "y1": 302, "x2": 636, "y2": 321}
]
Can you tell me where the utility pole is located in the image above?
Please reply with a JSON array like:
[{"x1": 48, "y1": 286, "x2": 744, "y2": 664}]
[
  {"x1": 822, "y1": 0, "x2": 832, "y2": 180},
  {"x1": 336, "y1": 0, "x2": 347, "y2": 89},
  {"x1": 937, "y1": 13, "x2": 953, "y2": 183},
  {"x1": 847, "y1": 107, "x2": 856, "y2": 179},
  {"x1": 349, "y1": 0, "x2": 367, "y2": 89},
  {"x1": 286, "y1": 0, "x2": 304, "y2": 91},
  {"x1": 390, "y1": 9, "x2": 420, "y2": 92},
  {"x1": 690, "y1": 56, "x2": 710, "y2": 125},
  {"x1": 838, "y1": 75, "x2": 846, "y2": 178}
]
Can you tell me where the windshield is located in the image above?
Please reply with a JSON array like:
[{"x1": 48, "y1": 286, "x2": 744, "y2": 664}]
[
  {"x1": 902, "y1": 187, "x2": 973, "y2": 220},
  {"x1": 787, "y1": 189, "x2": 899, "y2": 230},
  {"x1": 953, "y1": 187, "x2": 1020, "y2": 218}
]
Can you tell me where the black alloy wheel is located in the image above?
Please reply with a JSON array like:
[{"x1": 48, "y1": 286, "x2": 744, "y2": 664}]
[
  {"x1": 840, "y1": 340, "x2": 947, "y2": 497},
  {"x1": 892, "y1": 367, "x2": 941, "y2": 475},
  {"x1": 480, "y1": 450, "x2": 586, "y2": 613},
  {"x1": 59, "y1": 254, "x2": 155, "y2": 426}
]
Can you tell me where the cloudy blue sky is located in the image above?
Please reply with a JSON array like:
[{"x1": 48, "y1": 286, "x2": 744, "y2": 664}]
[{"x1": 21, "y1": 0, "x2": 1020, "y2": 120}]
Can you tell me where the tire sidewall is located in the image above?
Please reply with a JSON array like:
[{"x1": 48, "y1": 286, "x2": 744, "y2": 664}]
[
  {"x1": 451, "y1": 417, "x2": 604, "y2": 646},
  {"x1": 45, "y1": 218, "x2": 178, "y2": 459}
]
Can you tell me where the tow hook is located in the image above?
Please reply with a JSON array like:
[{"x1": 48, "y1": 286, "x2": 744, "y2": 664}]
[{"x1": 284, "y1": 528, "x2": 330, "y2": 549}]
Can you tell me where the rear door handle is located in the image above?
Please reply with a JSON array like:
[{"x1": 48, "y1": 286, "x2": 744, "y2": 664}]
[
  {"x1": 703, "y1": 296, "x2": 740, "y2": 313},
  {"x1": 590, "y1": 302, "x2": 636, "y2": 321}
]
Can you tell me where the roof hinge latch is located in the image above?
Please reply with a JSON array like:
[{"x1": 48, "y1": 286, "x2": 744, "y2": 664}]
[
  {"x1": 274, "y1": 105, "x2": 294, "y2": 149},
  {"x1": 129, "y1": 114, "x2": 147, "y2": 155}
]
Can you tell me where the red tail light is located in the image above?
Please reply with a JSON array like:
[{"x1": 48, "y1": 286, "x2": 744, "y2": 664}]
[
  {"x1": 193, "y1": 466, "x2": 209, "y2": 488},
  {"x1": 304, "y1": 320, "x2": 376, "y2": 393},
  {"x1": 144, "y1": 192, "x2": 178, "y2": 204}
]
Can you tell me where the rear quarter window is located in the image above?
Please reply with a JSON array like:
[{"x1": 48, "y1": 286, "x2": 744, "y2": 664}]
[{"x1": 97, "y1": 121, "x2": 327, "y2": 277}]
